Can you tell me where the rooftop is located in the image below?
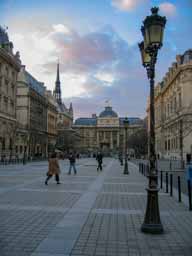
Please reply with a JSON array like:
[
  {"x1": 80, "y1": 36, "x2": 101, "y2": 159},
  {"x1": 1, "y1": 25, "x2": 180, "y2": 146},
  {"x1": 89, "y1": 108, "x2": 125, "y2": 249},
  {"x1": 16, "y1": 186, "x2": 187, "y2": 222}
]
[{"x1": 99, "y1": 106, "x2": 118, "y2": 118}]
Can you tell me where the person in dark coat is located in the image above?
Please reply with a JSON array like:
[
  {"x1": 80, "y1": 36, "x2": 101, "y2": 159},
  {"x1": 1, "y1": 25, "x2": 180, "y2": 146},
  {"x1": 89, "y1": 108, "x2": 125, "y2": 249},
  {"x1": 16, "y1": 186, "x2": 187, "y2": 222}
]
[
  {"x1": 96, "y1": 152, "x2": 103, "y2": 171},
  {"x1": 68, "y1": 152, "x2": 77, "y2": 175},
  {"x1": 45, "y1": 152, "x2": 60, "y2": 185},
  {"x1": 186, "y1": 153, "x2": 191, "y2": 165}
]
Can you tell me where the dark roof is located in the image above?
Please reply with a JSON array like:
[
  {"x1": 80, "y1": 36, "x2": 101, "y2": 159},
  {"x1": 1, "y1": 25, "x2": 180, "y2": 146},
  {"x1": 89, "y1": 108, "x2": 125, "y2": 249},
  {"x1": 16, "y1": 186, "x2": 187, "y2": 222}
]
[
  {"x1": 74, "y1": 117, "x2": 142, "y2": 126},
  {"x1": 99, "y1": 106, "x2": 118, "y2": 118},
  {"x1": 25, "y1": 71, "x2": 45, "y2": 96},
  {"x1": 74, "y1": 118, "x2": 97, "y2": 126},
  {"x1": 0, "y1": 26, "x2": 9, "y2": 45},
  {"x1": 57, "y1": 102, "x2": 67, "y2": 112},
  {"x1": 182, "y1": 49, "x2": 192, "y2": 64},
  {"x1": 119, "y1": 117, "x2": 143, "y2": 125}
]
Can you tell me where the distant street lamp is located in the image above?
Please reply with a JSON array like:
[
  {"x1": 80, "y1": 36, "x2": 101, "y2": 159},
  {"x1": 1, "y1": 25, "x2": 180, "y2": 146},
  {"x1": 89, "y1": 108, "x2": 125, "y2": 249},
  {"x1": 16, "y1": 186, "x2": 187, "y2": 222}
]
[
  {"x1": 123, "y1": 117, "x2": 129, "y2": 175},
  {"x1": 22, "y1": 133, "x2": 29, "y2": 165},
  {"x1": 138, "y1": 7, "x2": 166, "y2": 234}
]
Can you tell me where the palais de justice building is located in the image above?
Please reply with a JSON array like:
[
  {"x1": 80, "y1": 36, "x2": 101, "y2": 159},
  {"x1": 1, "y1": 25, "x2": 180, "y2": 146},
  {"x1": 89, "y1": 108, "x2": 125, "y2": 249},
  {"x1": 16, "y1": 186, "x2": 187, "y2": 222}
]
[{"x1": 73, "y1": 105, "x2": 143, "y2": 155}]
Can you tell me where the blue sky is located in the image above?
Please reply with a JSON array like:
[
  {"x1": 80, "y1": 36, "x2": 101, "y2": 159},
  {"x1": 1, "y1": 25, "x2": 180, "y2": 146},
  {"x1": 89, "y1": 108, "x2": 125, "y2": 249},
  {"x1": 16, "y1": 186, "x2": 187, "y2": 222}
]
[{"x1": 1, "y1": 0, "x2": 192, "y2": 118}]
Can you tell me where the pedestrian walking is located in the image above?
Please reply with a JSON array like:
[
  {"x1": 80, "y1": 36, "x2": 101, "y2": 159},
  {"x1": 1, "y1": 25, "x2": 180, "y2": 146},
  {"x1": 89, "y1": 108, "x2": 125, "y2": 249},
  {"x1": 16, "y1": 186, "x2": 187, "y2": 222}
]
[
  {"x1": 96, "y1": 151, "x2": 103, "y2": 171},
  {"x1": 45, "y1": 152, "x2": 60, "y2": 185},
  {"x1": 68, "y1": 152, "x2": 77, "y2": 175}
]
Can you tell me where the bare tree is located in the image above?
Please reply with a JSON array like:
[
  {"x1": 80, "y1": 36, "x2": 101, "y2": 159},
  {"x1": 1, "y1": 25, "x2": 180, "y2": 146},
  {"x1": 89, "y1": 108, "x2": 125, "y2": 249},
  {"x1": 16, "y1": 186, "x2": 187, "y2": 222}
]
[
  {"x1": 127, "y1": 128, "x2": 148, "y2": 157},
  {"x1": 56, "y1": 129, "x2": 80, "y2": 153},
  {"x1": 164, "y1": 103, "x2": 192, "y2": 167}
]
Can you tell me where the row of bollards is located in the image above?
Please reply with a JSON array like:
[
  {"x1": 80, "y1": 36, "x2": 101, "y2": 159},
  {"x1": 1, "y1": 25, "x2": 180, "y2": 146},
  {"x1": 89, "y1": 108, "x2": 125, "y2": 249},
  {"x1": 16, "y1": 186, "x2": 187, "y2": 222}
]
[
  {"x1": 159, "y1": 171, "x2": 192, "y2": 211},
  {"x1": 0, "y1": 158, "x2": 24, "y2": 165},
  {"x1": 139, "y1": 163, "x2": 149, "y2": 177},
  {"x1": 0, "y1": 157, "x2": 48, "y2": 166},
  {"x1": 139, "y1": 162, "x2": 192, "y2": 211}
]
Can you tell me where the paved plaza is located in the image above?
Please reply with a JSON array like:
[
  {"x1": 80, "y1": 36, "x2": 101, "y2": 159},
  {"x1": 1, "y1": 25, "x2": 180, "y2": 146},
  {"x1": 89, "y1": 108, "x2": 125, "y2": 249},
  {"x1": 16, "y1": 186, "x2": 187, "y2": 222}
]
[{"x1": 0, "y1": 158, "x2": 192, "y2": 256}]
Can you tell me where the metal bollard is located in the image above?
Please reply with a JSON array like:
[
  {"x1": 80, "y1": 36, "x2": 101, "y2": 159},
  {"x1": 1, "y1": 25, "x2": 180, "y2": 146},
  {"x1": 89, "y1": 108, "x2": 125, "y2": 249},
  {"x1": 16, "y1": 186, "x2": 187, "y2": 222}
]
[
  {"x1": 170, "y1": 174, "x2": 173, "y2": 196},
  {"x1": 166, "y1": 172, "x2": 168, "y2": 193},
  {"x1": 160, "y1": 171, "x2": 163, "y2": 189},
  {"x1": 187, "y1": 180, "x2": 192, "y2": 211},
  {"x1": 178, "y1": 176, "x2": 181, "y2": 202}
]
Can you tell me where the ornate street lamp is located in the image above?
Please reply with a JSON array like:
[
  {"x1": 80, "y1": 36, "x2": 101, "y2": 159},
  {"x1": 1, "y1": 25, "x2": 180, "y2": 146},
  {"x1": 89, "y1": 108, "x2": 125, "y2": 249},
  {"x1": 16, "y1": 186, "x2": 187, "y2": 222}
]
[
  {"x1": 138, "y1": 7, "x2": 166, "y2": 234},
  {"x1": 123, "y1": 117, "x2": 129, "y2": 175}
]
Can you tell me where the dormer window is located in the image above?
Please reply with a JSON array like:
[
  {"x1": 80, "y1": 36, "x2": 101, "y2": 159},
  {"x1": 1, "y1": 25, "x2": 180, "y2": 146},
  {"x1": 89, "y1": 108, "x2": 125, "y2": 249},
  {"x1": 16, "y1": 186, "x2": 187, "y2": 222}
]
[{"x1": 182, "y1": 50, "x2": 192, "y2": 64}]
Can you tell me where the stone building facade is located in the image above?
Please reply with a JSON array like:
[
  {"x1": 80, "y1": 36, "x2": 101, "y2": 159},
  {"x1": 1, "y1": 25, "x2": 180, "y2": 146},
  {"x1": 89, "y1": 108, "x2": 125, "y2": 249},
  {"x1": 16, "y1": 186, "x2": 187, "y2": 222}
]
[
  {"x1": 16, "y1": 66, "x2": 48, "y2": 159},
  {"x1": 0, "y1": 27, "x2": 21, "y2": 161},
  {"x1": 147, "y1": 49, "x2": 192, "y2": 160},
  {"x1": 73, "y1": 105, "x2": 143, "y2": 156}
]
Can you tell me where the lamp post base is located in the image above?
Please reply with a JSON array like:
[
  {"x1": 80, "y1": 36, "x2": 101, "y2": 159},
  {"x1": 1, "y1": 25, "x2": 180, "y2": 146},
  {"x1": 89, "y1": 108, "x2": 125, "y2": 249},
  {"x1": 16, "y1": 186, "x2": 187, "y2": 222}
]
[
  {"x1": 124, "y1": 160, "x2": 129, "y2": 175},
  {"x1": 141, "y1": 223, "x2": 163, "y2": 234},
  {"x1": 141, "y1": 188, "x2": 163, "y2": 234}
]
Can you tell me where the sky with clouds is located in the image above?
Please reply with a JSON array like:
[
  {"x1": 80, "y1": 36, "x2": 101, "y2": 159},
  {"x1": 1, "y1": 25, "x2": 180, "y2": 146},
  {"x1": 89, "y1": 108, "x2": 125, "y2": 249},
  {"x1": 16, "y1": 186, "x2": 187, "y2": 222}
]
[{"x1": 0, "y1": 0, "x2": 192, "y2": 119}]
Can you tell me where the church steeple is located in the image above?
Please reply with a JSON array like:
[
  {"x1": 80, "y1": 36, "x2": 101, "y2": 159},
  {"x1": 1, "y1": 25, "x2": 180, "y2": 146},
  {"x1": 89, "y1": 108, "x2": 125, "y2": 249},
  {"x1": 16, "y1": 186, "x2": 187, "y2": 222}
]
[
  {"x1": 69, "y1": 102, "x2": 73, "y2": 117},
  {"x1": 53, "y1": 61, "x2": 62, "y2": 105},
  {"x1": 56, "y1": 61, "x2": 60, "y2": 83}
]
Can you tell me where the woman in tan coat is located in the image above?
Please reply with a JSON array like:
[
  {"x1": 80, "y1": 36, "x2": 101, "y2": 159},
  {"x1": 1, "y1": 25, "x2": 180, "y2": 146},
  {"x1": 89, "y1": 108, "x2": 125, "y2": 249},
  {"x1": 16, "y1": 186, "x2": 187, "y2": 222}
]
[{"x1": 45, "y1": 152, "x2": 60, "y2": 185}]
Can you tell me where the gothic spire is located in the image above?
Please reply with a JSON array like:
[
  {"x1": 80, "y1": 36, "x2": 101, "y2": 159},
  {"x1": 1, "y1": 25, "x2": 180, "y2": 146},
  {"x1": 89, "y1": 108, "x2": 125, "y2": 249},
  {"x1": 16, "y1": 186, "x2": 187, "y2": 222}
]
[
  {"x1": 56, "y1": 60, "x2": 60, "y2": 83},
  {"x1": 69, "y1": 102, "x2": 73, "y2": 116},
  {"x1": 53, "y1": 61, "x2": 62, "y2": 105}
]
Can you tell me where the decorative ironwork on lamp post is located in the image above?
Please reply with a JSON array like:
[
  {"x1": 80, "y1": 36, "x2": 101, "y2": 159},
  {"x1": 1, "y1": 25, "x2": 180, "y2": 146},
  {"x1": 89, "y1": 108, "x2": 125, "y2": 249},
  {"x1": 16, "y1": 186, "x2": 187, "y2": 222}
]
[
  {"x1": 123, "y1": 117, "x2": 129, "y2": 175},
  {"x1": 138, "y1": 7, "x2": 166, "y2": 234}
]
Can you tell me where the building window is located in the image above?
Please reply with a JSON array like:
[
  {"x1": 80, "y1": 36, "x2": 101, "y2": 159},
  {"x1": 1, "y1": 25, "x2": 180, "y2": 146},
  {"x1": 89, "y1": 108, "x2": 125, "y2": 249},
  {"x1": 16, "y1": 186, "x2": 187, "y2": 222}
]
[
  {"x1": 2, "y1": 138, "x2": 5, "y2": 150},
  {"x1": 174, "y1": 97, "x2": 177, "y2": 112},
  {"x1": 9, "y1": 138, "x2": 13, "y2": 150},
  {"x1": 5, "y1": 66, "x2": 9, "y2": 78},
  {"x1": 168, "y1": 139, "x2": 170, "y2": 151},
  {"x1": 15, "y1": 145, "x2": 18, "y2": 153},
  {"x1": 171, "y1": 138, "x2": 174, "y2": 150},
  {"x1": 20, "y1": 145, "x2": 23, "y2": 154},
  {"x1": 12, "y1": 71, "x2": 15, "y2": 81},
  {"x1": 179, "y1": 92, "x2": 182, "y2": 108}
]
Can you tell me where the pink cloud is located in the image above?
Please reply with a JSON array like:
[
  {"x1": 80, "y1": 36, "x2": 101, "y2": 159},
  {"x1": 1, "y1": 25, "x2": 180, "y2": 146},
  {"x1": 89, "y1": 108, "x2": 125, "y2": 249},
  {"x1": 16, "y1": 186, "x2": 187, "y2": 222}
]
[
  {"x1": 112, "y1": 0, "x2": 148, "y2": 11},
  {"x1": 42, "y1": 25, "x2": 131, "y2": 78},
  {"x1": 50, "y1": 31, "x2": 115, "y2": 68},
  {"x1": 159, "y1": 2, "x2": 177, "y2": 17}
]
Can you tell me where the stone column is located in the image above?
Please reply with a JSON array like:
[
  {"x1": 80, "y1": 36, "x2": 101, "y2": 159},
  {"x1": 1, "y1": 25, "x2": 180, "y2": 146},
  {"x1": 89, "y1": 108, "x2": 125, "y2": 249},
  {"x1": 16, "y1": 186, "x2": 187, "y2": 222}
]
[
  {"x1": 110, "y1": 131, "x2": 113, "y2": 150},
  {"x1": 97, "y1": 130, "x2": 99, "y2": 148},
  {"x1": 117, "y1": 131, "x2": 119, "y2": 148},
  {"x1": 104, "y1": 131, "x2": 106, "y2": 141}
]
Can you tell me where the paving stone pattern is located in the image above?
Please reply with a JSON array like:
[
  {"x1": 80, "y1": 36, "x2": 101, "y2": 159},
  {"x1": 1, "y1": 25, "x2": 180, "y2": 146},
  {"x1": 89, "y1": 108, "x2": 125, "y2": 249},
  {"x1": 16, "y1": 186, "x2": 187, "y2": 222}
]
[
  {"x1": 0, "y1": 158, "x2": 192, "y2": 255},
  {"x1": 71, "y1": 161, "x2": 192, "y2": 256}
]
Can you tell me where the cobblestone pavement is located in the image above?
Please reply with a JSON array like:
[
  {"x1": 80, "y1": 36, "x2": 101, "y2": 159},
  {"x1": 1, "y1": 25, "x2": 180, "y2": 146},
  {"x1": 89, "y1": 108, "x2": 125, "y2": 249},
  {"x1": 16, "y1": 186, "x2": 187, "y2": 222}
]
[{"x1": 0, "y1": 158, "x2": 192, "y2": 256}]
